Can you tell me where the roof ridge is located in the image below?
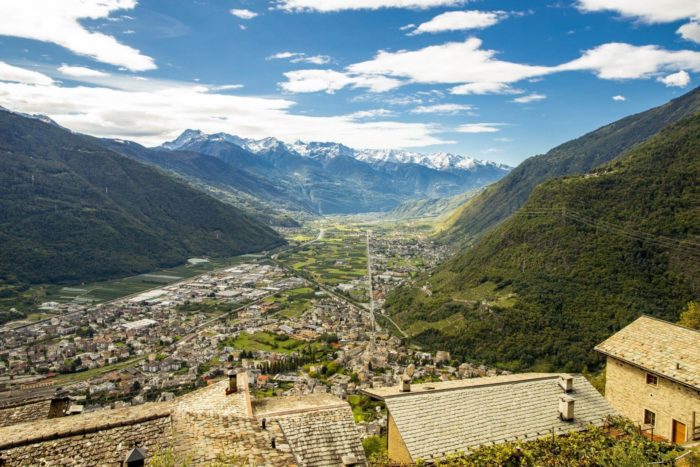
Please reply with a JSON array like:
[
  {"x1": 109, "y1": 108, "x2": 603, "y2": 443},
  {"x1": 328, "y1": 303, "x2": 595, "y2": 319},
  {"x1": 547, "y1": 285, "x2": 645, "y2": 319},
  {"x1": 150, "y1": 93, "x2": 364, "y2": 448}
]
[{"x1": 639, "y1": 314, "x2": 700, "y2": 334}]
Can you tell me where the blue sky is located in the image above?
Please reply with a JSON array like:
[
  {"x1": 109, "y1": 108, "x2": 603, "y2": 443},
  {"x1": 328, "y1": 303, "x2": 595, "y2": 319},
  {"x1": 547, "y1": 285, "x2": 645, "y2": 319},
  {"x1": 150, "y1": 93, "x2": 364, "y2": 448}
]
[{"x1": 0, "y1": 1, "x2": 699, "y2": 165}]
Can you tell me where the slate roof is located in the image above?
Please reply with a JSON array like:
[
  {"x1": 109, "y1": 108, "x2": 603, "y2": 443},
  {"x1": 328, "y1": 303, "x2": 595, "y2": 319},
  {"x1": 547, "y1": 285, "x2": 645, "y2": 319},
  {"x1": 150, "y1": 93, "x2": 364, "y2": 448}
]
[
  {"x1": 595, "y1": 316, "x2": 700, "y2": 390},
  {"x1": 255, "y1": 394, "x2": 367, "y2": 467},
  {"x1": 366, "y1": 374, "x2": 614, "y2": 462}
]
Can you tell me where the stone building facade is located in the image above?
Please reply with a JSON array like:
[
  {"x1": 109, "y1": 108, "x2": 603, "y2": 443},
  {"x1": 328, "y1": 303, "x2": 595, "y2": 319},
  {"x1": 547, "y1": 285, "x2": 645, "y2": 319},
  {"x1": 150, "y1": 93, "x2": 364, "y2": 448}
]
[{"x1": 596, "y1": 316, "x2": 700, "y2": 444}]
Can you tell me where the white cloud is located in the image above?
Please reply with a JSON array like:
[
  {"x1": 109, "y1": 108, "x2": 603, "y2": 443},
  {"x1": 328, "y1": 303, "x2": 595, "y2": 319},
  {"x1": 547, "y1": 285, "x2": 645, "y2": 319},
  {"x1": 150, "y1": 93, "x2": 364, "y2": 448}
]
[
  {"x1": 346, "y1": 108, "x2": 396, "y2": 120},
  {"x1": 511, "y1": 93, "x2": 546, "y2": 104},
  {"x1": 400, "y1": 23, "x2": 416, "y2": 31},
  {"x1": 411, "y1": 103, "x2": 473, "y2": 114},
  {"x1": 456, "y1": 123, "x2": 502, "y2": 133},
  {"x1": 276, "y1": 0, "x2": 466, "y2": 13},
  {"x1": 678, "y1": 21, "x2": 700, "y2": 44},
  {"x1": 0, "y1": 61, "x2": 54, "y2": 85},
  {"x1": 558, "y1": 43, "x2": 700, "y2": 79},
  {"x1": 0, "y1": 0, "x2": 156, "y2": 71},
  {"x1": 576, "y1": 0, "x2": 700, "y2": 23},
  {"x1": 450, "y1": 82, "x2": 522, "y2": 95},
  {"x1": 58, "y1": 65, "x2": 109, "y2": 78},
  {"x1": 612, "y1": 94, "x2": 626, "y2": 101},
  {"x1": 268, "y1": 52, "x2": 332, "y2": 65},
  {"x1": 409, "y1": 10, "x2": 507, "y2": 35},
  {"x1": 0, "y1": 77, "x2": 447, "y2": 149},
  {"x1": 280, "y1": 69, "x2": 402, "y2": 93},
  {"x1": 658, "y1": 70, "x2": 691, "y2": 87},
  {"x1": 348, "y1": 38, "x2": 553, "y2": 85},
  {"x1": 230, "y1": 9, "x2": 258, "y2": 19},
  {"x1": 210, "y1": 84, "x2": 245, "y2": 91}
]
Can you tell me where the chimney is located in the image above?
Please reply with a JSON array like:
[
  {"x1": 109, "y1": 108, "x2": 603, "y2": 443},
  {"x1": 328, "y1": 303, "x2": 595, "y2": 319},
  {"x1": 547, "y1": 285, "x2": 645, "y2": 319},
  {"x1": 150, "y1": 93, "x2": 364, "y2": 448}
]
[
  {"x1": 48, "y1": 387, "x2": 71, "y2": 418},
  {"x1": 559, "y1": 395, "x2": 575, "y2": 421},
  {"x1": 226, "y1": 369, "x2": 238, "y2": 395},
  {"x1": 558, "y1": 374, "x2": 574, "y2": 393},
  {"x1": 401, "y1": 377, "x2": 411, "y2": 393},
  {"x1": 342, "y1": 454, "x2": 360, "y2": 466}
]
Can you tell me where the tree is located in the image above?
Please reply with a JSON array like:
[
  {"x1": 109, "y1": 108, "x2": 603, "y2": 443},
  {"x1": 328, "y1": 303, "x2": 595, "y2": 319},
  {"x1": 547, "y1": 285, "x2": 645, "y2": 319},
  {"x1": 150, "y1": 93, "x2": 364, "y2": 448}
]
[{"x1": 679, "y1": 301, "x2": 700, "y2": 330}]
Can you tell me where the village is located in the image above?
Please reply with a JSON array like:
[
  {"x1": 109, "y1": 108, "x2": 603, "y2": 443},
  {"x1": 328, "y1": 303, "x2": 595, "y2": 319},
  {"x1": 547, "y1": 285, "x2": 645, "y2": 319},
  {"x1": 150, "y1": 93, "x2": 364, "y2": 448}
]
[{"x1": 0, "y1": 228, "x2": 480, "y2": 429}]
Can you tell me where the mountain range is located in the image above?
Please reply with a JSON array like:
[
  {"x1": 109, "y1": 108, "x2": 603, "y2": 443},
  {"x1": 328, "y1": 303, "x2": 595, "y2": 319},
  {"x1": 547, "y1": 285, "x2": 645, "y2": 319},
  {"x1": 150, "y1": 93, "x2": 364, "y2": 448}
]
[
  {"x1": 147, "y1": 129, "x2": 511, "y2": 215},
  {"x1": 386, "y1": 88, "x2": 700, "y2": 372}
]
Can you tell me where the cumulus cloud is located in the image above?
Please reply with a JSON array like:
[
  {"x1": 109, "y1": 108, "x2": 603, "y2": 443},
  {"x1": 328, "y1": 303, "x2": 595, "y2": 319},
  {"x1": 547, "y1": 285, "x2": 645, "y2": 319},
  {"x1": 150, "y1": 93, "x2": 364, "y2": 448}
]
[
  {"x1": 612, "y1": 94, "x2": 626, "y2": 101},
  {"x1": 282, "y1": 39, "x2": 700, "y2": 96},
  {"x1": 0, "y1": 61, "x2": 54, "y2": 85},
  {"x1": 347, "y1": 38, "x2": 552, "y2": 85},
  {"x1": 0, "y1": 0, "x2": 156, "y2": 71},
  {"x1": 658, "y1": 70, "x2": 691, "y2": 87},
  {"x1": 58, "y1": 65, "x2": 109, "y2": 78},
  {"x1": 678, "y1": 21, "x2": 700, "y2": 44},
  {"x1": 558, "y1": 43, "x2": 700, "y2": 79},
  {"x1": 576, "y1": 0, "x2": 700, "y2": 23},
  {"x1": 456, "y1": 123, "x2": 502, "y2": 133},
  {"x1": 511, "y1": 93, "x2": 546, "y2": 104},
  {"x1": 276, "y1": 0, "x2": 466, "y2": 13},
  {"x1": 577, "y1": 1, "x2": 700, "y2": 45},
  {"x1": 411, "y1": 103, "x2": 474, "y2": 114},
  {"x1": 230, "y1": 9, "x2": 258, "y2": 19},
  {"x1": 0, "y1": 75, "x2": 446, "y2": 149},
  {"x1": 408, "y1": 10, "x2": 507, "y2": 35}
]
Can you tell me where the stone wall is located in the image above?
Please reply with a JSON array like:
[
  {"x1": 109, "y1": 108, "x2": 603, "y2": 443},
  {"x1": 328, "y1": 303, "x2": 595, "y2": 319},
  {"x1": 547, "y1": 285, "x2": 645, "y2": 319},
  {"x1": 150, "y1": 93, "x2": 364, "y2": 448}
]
[
  {"x1": 0, "y1": 415, "x2": 171, "y2": 466},
  {"x1": 387, "y1": 413, "x2": 412, "y2": 464},
  {"x1": 605, "y1": 356, "x2": 700, "y2": 442},
  {"x1": 0, "y1": 399, "x2": 51, "y2": 427}
]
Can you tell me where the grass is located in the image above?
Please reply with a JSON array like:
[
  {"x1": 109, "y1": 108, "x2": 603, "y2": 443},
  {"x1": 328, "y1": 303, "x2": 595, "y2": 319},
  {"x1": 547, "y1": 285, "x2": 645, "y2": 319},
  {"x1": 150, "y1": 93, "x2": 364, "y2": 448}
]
[
  {"x1": 220, "y1": 331, "x2": 304, "y2": 354},
  {"x1": 46, "y1": 356, "x2": 145, "y2": 385}
]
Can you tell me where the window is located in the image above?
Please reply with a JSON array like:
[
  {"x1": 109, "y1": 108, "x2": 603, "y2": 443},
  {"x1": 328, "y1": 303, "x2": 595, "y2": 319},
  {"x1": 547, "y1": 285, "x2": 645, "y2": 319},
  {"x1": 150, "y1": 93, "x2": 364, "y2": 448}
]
[
  {"x1": 646, "y1": 373, "x2": 658, "y2": 386},
  {"x1": 644, "y1": 409, "x2": 656, "y2": 427}
]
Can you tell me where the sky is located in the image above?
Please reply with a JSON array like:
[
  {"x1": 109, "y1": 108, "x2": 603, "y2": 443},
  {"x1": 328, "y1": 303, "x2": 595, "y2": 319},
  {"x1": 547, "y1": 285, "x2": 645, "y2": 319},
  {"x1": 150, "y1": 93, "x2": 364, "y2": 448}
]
[{"x1": 0, "y1": 1, "x2": 699, "y2": 166}]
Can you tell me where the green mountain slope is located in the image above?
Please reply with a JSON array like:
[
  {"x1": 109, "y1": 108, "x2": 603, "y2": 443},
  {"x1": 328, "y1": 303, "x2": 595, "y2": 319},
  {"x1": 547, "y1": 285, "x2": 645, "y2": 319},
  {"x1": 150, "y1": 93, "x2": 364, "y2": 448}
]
[
  {"x1": 440, "y1": 87, "x2": 700, "y2": 243},
  {"x1": 385, "y1": 114, "x2": 700, "y2": 372},
  {"x1": 0, "y1": 109, "x2": 284, "y2": 285}
]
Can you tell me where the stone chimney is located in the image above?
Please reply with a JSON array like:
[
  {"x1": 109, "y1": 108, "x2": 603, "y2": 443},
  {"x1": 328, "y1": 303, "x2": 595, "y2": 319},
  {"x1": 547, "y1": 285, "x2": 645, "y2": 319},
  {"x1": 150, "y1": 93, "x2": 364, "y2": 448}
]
[
  {"x1": 401, "y1": 377, "x2": 411, "y2": 393},
  {"x1": 559, "y1": 395, "x2": 575, "y2": 421},
  {"x1": 226, "y1": 369, "x2": 238, "y2": 395},
  {"x1": 558, "y1": 374, "x2": 574, "y2": 393},
  {"x1": 48, "y1": 387, "x2": 71, "y2": 418}
]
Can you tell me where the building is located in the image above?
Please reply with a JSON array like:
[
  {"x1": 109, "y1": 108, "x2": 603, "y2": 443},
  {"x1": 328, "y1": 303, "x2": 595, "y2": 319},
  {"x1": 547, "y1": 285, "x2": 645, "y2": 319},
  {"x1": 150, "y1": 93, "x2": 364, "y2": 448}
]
[
  {"x1": 362, "y1": 373, "x2": 615, "y2": 464},
  {"x1": 595, "y1": 316, "x2": 700, "y2": 444},
  {"x1": 0, "y1": 373, "x2": 367, "y2": 466}
]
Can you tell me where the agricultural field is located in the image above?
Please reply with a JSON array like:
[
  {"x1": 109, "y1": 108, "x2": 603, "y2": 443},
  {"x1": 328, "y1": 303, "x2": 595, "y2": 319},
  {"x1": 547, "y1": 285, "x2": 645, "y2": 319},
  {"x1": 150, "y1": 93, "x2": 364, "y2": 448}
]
[
  {"x1": 219, "y1": 331, "x2": 306, "y2": 354},
  {"x1": 263, "y1": 287, "x2": 317, "y2": 319},
  {"x1": 278, "y1": 227, "x2": 369, "y2": 302}
]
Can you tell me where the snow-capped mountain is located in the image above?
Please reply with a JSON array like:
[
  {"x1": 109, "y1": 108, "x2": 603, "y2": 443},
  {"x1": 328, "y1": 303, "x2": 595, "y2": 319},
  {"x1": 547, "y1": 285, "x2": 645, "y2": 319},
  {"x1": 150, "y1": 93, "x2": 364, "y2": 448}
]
[{"x1": 160, "y1": 130, "x2": 510, "y2": 173}]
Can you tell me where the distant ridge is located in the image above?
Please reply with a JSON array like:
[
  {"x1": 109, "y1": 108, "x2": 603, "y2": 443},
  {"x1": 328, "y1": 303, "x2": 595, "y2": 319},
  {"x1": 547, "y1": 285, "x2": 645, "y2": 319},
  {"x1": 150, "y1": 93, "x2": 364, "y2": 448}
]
[
  {"x1": 440, "y1": 86, "x2": 700, "y2": 243},
  {"x1": 0, "y1": 108, "x2": 284, "y2": 288}
]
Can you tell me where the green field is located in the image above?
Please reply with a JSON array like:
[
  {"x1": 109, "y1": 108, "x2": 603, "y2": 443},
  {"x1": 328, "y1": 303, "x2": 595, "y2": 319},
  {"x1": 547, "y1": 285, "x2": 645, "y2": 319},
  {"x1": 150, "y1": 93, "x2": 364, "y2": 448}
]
[
  {"x1": 264, "y1": 287, "x2": 316, "y2": 319},
  {"x1": 220, "y1": 331, "x2": 305, "y2": 354},
  {"x1": 8, "y1": 255, "x2": 251, "y2": 314},
  {"x1": 278, "y1": 228, "x2": 369, "y2": 301}
]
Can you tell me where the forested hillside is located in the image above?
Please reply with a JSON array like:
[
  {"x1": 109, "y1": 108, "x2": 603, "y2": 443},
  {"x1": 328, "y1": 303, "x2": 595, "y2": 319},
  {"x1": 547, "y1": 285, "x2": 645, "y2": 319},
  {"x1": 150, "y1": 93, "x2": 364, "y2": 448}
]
[
  {"x1": 440, "y1": 87, "x2": 700, "y2": 244},
  {"x1": 386, "y1": 114, "x2": 700, "y2": 372},
  {"x1": 0, "y1": 109, "x2": 284, "y2": 286}
]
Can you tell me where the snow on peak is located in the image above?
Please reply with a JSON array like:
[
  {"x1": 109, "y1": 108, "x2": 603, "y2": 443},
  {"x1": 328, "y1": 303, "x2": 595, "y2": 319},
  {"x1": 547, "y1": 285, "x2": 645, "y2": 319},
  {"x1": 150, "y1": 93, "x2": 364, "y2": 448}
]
[{"x1": 161, "y1": 130, "x2": 510, "y2": 172}]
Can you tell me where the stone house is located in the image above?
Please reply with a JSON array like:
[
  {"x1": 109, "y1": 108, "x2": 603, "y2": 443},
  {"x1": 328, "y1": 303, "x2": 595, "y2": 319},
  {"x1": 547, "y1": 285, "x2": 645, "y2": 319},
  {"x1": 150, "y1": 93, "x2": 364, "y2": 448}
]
[
  {"x1": 595, "y1": 316, "x2": 700, "y2": 444},
  {"x1": 0, "y1": 373, "x2": 367, "y2": 466},
  {"x1": 362, "y1": 373, "x2": 614, "y2": 464}
]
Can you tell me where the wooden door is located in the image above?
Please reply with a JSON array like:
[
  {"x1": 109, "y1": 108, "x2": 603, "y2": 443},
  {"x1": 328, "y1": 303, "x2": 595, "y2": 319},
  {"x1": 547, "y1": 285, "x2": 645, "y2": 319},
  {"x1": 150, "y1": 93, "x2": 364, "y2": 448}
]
[{"x1": 672, "y1": 419, "x2": 686, "y2": 444}]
